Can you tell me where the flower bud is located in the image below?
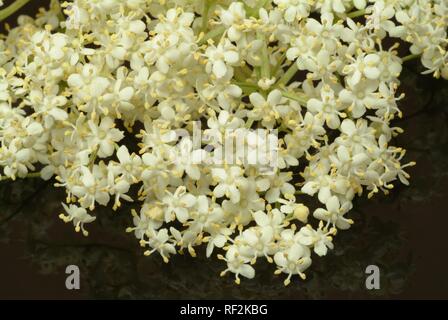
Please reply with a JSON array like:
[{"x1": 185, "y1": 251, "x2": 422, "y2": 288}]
[{"x1": 294, "y1": 204, "x2": 309, "y2": 223}]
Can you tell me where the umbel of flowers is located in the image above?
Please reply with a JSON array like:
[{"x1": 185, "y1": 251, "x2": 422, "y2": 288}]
[{"x1": 0, "y1": 0, "x2": 446, "y2": 285}]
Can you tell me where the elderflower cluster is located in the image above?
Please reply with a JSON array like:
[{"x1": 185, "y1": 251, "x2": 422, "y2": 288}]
[{"x1": 0, "y1": 0, "x2": 446, "y2": 285}]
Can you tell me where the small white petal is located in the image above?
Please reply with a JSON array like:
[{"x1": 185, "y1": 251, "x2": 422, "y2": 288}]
[
  {"x1": 223, "y1": 51, "x2": 239, "y2": 64},
  {"x1": 326, "y1": 196, "x2": 340, "y2": 213},
  {"x1": 213, "y1": 60, "x2": 227, "y2": 78}
]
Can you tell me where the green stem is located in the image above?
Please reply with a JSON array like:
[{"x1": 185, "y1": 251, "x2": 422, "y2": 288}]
[
  {"x1": 233, "y1": 81, "x2": 257, "y2": 88},
  {"x1": 0, "y1": 172, "x2": 41, "y2": 182},
  {"x1": 233, "y1": 81, "x2": 259, "y2": 95},
  {"x1": 201, "y1": 0, "x2": 213, "y2": 33},
  {"x1": 240, "y1": 64, "x2": 253, "y2": 78},
  {"x1": 259, "y1": 34, "x2": 271, "y2": 79},
  {"x1": 277, "y1": 63, "x2": 298, "y2": 86},
  {"x1": 89, "y1": 148, "x2": 98, "y2": 168},
  {"x1": 272, "y1": 50, "x2": 287, "y2": 77},
  {"x1": 233, "y1": 67, "x2": 248, "y2": 82},
  {"x1": 260, "y1": 0, "x2": 271, "y2": 9},
  {"x1": 402, "y1": 53, "x2": 420, "y2": 62},
  {"x1": 246, "y1": 118, "x2": 255, "y2": 129},
  {"x1": 347, "y1": 9, "x2": 366, "y2": 19},
  {"x1": 247, "y1": 0, "x2": 271, "y2": 18},
  {"x1": 254, "y1": 65, "x2": 261, "y2": 79},
  {"x1": 281, "y1": 90, "x2": 308, "y2": 105},
  {"x1": 199, "y1": 25, "x2": 226, "y2": 45},
  {"x1": 0, "y1": 0, "x2": 32, "y2": 22},
  {"x1": 232, "y1": 79, "x2": 309, "y2": 105},
  {"x1": 51, "y1": 0, "x2": 65, "y2": 23}
]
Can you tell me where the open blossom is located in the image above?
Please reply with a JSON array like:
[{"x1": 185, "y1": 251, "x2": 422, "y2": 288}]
[
  {"x1": 274, "y1": 244, "x2": 312, "y2": 286},
  {"x1": 71, "y1": 166, "x2": 110, "y2": 210},
  {"x1": 87, "y1": 117, "x2": 124, "y2": 158},
  {"x1": 0, "y1": 0, "x2": 444, "y2": 287},
  {"x1": 219, "y1": 246, "x2": 255, "y2": 284},
  {"x1": 161, "y1": 186, "x2": 197, "y2": 223},
  {"x1": 59, "y1": 203, "x2": 96, "y2": 236},
  {"x1": 274, "y1": 0, "x2": 311, "y2": 23},
  {"x1": 338, "y1": 80, "x2": 379, "y2": 118},
  {"x1": 314, "y1": 196, "x2": 354, "y2": 230},
  {"x1": 211, "y1": 166, "x2": 247, "y2": 203},
  {"x1": 248, "y1": 89, "x2": 294, "y2": 128},
  {"x1": 297, "y1": 222, "x2": 335, "y2": 256},
  {"x1": 142, "y1": 228, "x2": 177, "y2": 263},
  {"x1": 305, "y1": 13, "x2": 343, "y2": 51},
  {"x1": 67, "y1": 63, "x2": 110, "y2": 100},
  {"x1": 307, "y1": 85, "x2": 345, "y2": 129},
  {"x1": 205, "y1": 39, "x2": 240, "y2": 78},
  {"x1": 219, "y1": 2, "x2": 246, "y2": 42},
  {"x1": 343, "y1": 53, "x2": 384, "y2": 87}
]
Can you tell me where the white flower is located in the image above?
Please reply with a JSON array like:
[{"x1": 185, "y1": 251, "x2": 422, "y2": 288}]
[
  {"x1": 219, "y1": 2, "x2": 246, "y2": 41},
  {"x1": 127, "y1": 209, "x2": 152, "y2": 240},
  {"x1": 256, "y1": 172, "x2": 294, "y2": 203},
  {"x1": 338, "y1": 80, "x2": 379, "y2": 118},
  {"x1": 305, "y1": 13, "x2": 342, "y2": 51},
  {"x1": 87, "y1": 117, "x2": 124, "y2": 158},
  {"x1": 221, "y1": 186, "x2": 265, "y2": 226},
  {"x1": 171, "y1": 137, "x2": 206, "y2": 180},
  {"x1": 59, "y1": 203, "x2": 96, "y2": 236},
  {"x1": 71, "y1": 166, "x2": 110, "y2": 210},
  {"x1": 28, "y1": 87, "x2": 68, "y2": 128},
  {"x1": 343, "y1": 53, "x2": 382, "y2": 87},
  {"x1": 238, "y1": 226, "x2": 274, "y2": 263},
  {"x1": 278, "y1": 197, "x2": 310, "y2": 223},
  {"x1": 114, "y1": 145, "x2": 142, "y2": 183},
  {"x1": 307, "y1": 85, "x2": 345, "y2": 129},
  {"x1": 252, "y1": 209, "x2": 285, "y2": 235},
  {"x1": 197, "y1": 70, "x2": 242, "y2": 110},
  {"x1": 274, "y1": 0, "x2": 310, "y2": 23},
  {"x1": 161, "y1": 186, "x2": 196, "y2": 223},
  {"x1": 274, "y1": 244, "x2": 312, "y2": 286},
  {"x1": 313, "y1": 196, "x2": 353, "y2": 230},
  {"x1": 329, "y1": 145, "x2": 369, "y2": 176},
  {"x1": 297, "y1": 223, "x2": 335, "y2": 256},
  {"x1": 257, "y1": 77, "x2": 276, "y2": 91},
  {"x1": 205, "y1": 39, "x2": 240, "y2": 78},
  {"x1": 142, "y1": 228, "x2": 177, "y2": 263},
  {"x1": 103, "y1": 79, "x2": 135, "y2": 116},
  {"x1": 367, "y1": 0, "x2": 397, "y2": 33},
  {"x1": 249, "y1": 89, "x2": 287, "y2": 128},
  {"x1": 186, "y1": 196, "x2": 229, "y2": 257},
  {"x1": 67, "y1": 63, "x2": 110, "y2": 100},
  {"x1": 211, "y1": 166, "x2": 247, "y2": 203},
  {"x1": 219, "y1": 246, "x2": 255, "y2": 284},
  {"x1": 205, "y1": 110, "x2": 244, "y2": 144},
  {"x1": 0, "y1": 0, "x2": 443, "y2": 287}
]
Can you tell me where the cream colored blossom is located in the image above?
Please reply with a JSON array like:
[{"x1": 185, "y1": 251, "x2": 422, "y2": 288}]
[{"x1": 0, "y1": 0, "x2": 444, "y2": 287}]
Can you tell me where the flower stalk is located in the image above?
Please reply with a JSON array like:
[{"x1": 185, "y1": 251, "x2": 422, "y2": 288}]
[
  {"x1": 278, "y1": 63, "x2": 298, "y2": 86},
  {"x1": 259, "y1": 34, "x2": 271, "y2": 79},
  {"x1": 347, "y1": 9, "x2": 366, "y2": 19},
  {"x1": 198, "y1": 25, "x2": 226, "y2": 45},
  {"x1": 402, "y1": 53, "x2": 421, "y2": 62},
  {"x1": 0, "y1": 0, "x2": 32, "y2": 22},
  {"x1": 0, "y1": 172, "x2": 41, "y2": 182},
  {"x1": 201, "y1": 0, "x2": 214, "y2": 33}
]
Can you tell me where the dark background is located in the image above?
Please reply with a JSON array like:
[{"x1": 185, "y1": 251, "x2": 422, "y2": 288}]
[{"x1": 0, "y1": 1, "x2": 447, "y2": 299}]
